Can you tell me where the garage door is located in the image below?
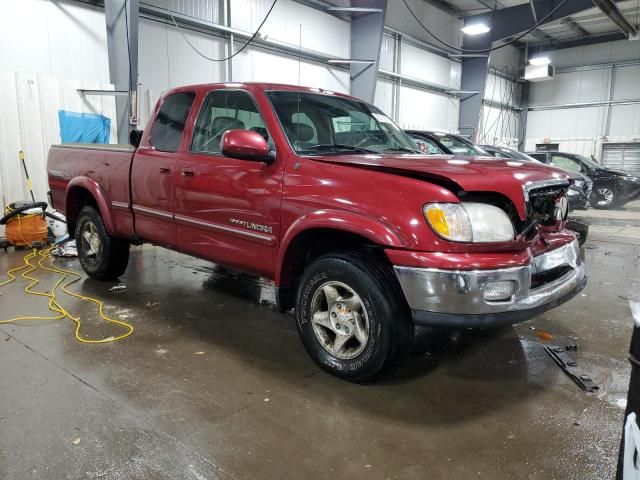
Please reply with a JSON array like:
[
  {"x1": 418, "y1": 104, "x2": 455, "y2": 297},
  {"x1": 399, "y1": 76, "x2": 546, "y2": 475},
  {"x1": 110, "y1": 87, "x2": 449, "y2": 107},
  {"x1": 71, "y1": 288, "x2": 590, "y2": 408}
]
[{"x1": 602, "y1": 143, "x2": 640, "y2": 175}]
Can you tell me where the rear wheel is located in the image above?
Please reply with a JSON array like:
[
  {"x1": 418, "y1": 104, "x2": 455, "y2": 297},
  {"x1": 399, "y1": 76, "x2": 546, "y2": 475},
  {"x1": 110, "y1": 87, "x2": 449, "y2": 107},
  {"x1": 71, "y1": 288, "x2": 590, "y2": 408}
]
[
  {"x1": 76, "y1": 206, "x2": 129, "y2": 280},
  {"x1": 295, "y1": 251, "x2": 413, "y2": 383}
]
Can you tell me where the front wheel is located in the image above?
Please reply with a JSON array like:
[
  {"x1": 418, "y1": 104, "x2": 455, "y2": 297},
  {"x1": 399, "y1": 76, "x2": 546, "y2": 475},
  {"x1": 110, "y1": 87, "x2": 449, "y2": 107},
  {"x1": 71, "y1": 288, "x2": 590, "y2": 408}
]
[
  {"x1": 295, "y1": 251, "x2": 413, "y2": 383},
  {"x1": 76, "y1": 206, "x2": 130, "y2": 280},
  {"x1": 591, "y1": 187, "x2": 616, "y2": 209}
]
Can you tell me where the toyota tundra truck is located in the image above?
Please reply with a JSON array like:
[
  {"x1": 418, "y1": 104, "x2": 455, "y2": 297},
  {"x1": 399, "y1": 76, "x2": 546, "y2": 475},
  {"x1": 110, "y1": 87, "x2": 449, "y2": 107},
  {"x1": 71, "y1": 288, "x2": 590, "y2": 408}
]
[{"x1": 48, "y1": 83, "x2": 586, "y2": 382}]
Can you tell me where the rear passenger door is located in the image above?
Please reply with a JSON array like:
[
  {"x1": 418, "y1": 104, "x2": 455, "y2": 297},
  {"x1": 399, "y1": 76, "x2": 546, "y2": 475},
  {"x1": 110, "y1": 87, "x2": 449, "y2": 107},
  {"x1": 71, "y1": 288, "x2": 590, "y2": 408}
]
[
  {"x1": 173, "y1": 89, "x2": 283, "y2": 277},
  {"x1": 132, "y1": 91, "x2": 195, "y2": 247}
]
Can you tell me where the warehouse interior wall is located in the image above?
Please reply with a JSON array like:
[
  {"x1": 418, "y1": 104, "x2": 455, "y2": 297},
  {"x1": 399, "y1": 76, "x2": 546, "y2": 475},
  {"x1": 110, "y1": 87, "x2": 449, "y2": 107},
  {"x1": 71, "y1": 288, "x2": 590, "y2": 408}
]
[
  {"x1": 524, "y1": 40, "x2": 640, "y2": 160},
  {"x1": 0, "y1": 72, "x2": 116, "y2": 235}
]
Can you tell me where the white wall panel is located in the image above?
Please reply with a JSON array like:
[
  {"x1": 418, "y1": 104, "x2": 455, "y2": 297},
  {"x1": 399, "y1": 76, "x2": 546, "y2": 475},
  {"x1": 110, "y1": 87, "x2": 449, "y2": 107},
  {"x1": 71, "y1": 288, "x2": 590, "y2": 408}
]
[
  {"x1": 612, "y1": 65, "x2": 640, "y2": 100},
  {"x1": 231, "y1": 0, "x2": 349, "y2": 58},
  {"x1": 0, "y1": 72, "x2": 116, "y2": 234},
  {"x1": 379, "y1": 34, "x2": 395, "y2": 72},
  {"x1": 0, "y1": 0, "x2": 109, "y2": 83},
  {"x1": 478, "y1": 106, "x2": 520, "y2": 147},
  {"x1": 529, "y1": 69, "x2": 610, "y2": 105},
  {"x1": 232, "y1": 47, "x2": 349, "y2": 93},
  {"x1": 484, "y1": 73, "x2": 520, "y2": 106},
  {"x1": 397, "y1": 86, "x2": 459, "y2": 132},
  {"x1": 527, "y1": 107, "x2": 607, "y2": 138},
  {"x1": 547, "y1": 40, "x2": 640, "y2": 69},
  {"x1": 373, "y1": 79, "x2": 394, "y2": 117},
  {"x1": 609, "y1": 105, "x2": 640, "y2": 137},
  {"x1": 144, "y1": 0, "x2": 221, "y2": 24},
  {"x1": 400, "y1": 44, "x2": 461, "y2": 90}
]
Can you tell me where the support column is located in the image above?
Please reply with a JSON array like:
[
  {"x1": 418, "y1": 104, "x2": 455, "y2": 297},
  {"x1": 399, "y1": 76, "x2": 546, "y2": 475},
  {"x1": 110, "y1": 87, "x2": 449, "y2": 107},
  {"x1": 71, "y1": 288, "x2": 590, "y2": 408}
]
[
  {"x1": 349, "y1": 0, "x2": 388, "y2": 103},
  {"x1": 518, "y1": 81, "x2": 529, "y2": 150},
  {"x1": 458, "y1": 36, "x2": 491, "y2": 140},
  {"x1": 105, "y1": 0, "x2": 139, "y2": 144}
]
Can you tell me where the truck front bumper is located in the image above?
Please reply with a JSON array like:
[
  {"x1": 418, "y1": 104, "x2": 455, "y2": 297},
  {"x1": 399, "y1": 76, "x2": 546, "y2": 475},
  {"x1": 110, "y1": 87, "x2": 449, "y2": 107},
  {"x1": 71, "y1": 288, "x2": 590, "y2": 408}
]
[{"x1": 394, "y1": 239, "x2": 586, "y2": 328}]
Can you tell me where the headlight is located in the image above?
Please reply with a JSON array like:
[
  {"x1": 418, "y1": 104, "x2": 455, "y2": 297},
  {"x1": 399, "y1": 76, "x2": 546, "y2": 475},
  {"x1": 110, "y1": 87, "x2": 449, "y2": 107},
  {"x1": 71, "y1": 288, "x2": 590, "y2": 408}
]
[
  {"x1": 567, "y1": 189, "x2": 580, "y2": 196},
  {"x1": 623, "y1": 175, "x2": 640, "y2": 182},
  {"x1": 574, "y1": 180, "x2": 584, "y2": 187},
  {"x1": 423, "y1": 202, "x2": 514, "y2": 243}
]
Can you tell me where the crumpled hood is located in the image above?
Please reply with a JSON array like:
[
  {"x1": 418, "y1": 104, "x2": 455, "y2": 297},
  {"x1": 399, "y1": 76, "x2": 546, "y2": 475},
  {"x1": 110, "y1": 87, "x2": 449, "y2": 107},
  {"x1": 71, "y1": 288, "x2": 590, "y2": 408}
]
[{"x1": 308, "y1": 153, "x2": 572, "y2": 220}]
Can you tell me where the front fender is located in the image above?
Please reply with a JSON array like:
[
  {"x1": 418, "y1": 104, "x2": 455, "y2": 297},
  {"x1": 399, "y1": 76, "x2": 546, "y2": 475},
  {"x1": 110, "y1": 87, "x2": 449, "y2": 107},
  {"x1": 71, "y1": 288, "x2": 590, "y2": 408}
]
[
  {"x1": 66, "y1": 176, "x2": 116, "y2": 235},
  {"x1": 275, "y1": 209, "x2": 410, "y2": 285}
]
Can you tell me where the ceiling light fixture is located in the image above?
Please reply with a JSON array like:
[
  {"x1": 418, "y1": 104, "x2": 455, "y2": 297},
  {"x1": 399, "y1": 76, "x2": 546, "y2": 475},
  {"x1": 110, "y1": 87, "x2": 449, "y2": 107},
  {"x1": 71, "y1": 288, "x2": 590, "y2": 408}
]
[
  {"x1": 529, "y1": 55, "x2": 551, "y2": 65},
  {"x1": 461, "y1": 23, "x2": 491, "y2": 35}
]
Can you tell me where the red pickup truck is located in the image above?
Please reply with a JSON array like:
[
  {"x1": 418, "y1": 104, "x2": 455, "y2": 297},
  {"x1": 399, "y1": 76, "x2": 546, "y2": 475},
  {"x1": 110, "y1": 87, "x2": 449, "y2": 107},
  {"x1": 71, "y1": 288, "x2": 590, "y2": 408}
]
[{"x1": 48, "y1": 83, "x2": 586, "y2": 382}]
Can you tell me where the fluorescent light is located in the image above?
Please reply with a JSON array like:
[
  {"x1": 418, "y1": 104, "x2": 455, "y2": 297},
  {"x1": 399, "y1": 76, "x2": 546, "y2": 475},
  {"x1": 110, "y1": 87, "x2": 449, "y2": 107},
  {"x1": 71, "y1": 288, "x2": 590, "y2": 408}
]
[
  {"x1": 529, "y1": 55, "x2": 551, "y2": 65},
  {"x1": 461, "y1": 23, "x2": 490, "y2": 35}
]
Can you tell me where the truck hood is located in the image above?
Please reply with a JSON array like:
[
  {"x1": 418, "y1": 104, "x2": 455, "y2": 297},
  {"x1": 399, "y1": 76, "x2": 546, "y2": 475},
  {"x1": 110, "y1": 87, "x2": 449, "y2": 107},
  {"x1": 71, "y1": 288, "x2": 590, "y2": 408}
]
[{"x1": 308, "y1": 153, "x2": 572, "y2": 220}]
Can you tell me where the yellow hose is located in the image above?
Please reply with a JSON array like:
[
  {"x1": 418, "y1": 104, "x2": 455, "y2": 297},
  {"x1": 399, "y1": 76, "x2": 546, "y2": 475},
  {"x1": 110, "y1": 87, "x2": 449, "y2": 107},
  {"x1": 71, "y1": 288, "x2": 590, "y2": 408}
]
[{"x1": 0, "y1": 247, "x2": 134, "y2": 343}]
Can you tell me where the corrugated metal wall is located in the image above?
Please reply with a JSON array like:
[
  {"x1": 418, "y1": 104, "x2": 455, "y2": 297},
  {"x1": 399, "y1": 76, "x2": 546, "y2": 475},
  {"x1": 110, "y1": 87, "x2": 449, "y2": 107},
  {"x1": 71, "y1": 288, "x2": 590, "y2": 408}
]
[
  {"x1": 525, "y1": 46, "x2": 640, "y2": 160},
  {"x1": 478, "y1": 73, "x2": 522, "y2": 147},
  {"x1": 374, "y1": 35, "x2": 462, "y2": 132},
  {"x1": 143, "y1": 0, "x2": 222, "y2": 24},
  {"x1": 0, "y1": 72, "x2": 116, "y2": 235}
]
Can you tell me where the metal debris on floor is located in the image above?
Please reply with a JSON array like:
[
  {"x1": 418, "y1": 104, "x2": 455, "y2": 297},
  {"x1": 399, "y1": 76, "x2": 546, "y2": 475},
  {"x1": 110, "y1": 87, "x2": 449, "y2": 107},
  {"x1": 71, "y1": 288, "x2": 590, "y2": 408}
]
[{"x1": 544, "y1": 345, "x2": 599, "y2": 392}]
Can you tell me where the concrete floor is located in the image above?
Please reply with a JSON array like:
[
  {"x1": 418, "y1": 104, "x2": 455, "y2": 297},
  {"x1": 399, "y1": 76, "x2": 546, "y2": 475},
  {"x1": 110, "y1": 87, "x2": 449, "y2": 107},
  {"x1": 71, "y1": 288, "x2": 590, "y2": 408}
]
[{"x1": 1, "y1": 201, "x2": 639, "y2": 479}]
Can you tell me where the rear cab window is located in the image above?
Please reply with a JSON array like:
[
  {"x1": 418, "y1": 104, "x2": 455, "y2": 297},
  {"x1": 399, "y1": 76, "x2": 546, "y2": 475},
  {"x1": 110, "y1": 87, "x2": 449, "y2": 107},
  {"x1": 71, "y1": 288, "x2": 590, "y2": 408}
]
[{"x1": 149, "y1": 92, "x2": 196, "y2": 152}]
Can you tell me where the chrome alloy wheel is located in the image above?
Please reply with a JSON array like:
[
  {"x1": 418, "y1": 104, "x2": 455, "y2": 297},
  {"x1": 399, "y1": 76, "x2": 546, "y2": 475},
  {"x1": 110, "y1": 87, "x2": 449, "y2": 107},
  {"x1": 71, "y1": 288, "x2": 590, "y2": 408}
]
[
  {"x1": 309, "y1": 281, "x2": 370, "y2": 360},
  {"x1": 81, "y1": 220, "x2": 101, "y2": 259},
  {"x1": 596, "y1": 187, "x2": 614, "y2": 206}
]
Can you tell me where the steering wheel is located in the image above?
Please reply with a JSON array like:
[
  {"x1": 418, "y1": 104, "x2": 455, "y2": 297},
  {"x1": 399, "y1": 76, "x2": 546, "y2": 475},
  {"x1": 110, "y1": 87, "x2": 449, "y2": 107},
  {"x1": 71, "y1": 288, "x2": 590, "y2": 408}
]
[{"x1": 355, "y1": 135, "x2": 381, "y2": 149}]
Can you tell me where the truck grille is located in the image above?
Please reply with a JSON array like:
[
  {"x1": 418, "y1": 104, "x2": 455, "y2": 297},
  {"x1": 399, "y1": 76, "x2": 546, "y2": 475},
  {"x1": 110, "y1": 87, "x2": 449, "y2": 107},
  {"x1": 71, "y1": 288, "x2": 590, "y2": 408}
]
[{"x1": 520, "y1": 183, "x2": 569, "y2": 236}]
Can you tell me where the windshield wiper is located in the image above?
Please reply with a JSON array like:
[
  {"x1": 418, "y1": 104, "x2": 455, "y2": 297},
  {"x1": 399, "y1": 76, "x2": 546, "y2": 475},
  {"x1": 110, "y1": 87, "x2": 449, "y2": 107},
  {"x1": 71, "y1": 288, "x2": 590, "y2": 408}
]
[
  {"x1": 301, "y1": 144, "x2": 378, "y2": 154},
  {"x1": 383, "y1": 146, "x2": 420, "y2": 153}
]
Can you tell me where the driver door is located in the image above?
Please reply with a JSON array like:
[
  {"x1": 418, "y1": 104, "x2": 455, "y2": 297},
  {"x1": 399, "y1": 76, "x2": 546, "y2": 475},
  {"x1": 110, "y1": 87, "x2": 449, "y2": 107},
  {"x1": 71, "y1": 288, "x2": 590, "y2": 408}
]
[{"x1": 173, "y1": 89, "x2": 283, "y2": 276}]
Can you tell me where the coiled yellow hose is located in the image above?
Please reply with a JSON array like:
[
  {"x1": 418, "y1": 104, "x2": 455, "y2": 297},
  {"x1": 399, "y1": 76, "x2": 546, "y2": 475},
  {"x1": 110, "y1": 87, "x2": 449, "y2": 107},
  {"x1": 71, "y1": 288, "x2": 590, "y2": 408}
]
[{"x1": 0, "y1": 247, "x2": 133, "y2": 343}]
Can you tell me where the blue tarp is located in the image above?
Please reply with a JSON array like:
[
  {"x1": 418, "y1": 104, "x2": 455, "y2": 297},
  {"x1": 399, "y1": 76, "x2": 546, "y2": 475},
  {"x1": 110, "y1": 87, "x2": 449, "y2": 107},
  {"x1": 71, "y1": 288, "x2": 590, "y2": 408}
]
[{"x1": 58, "y1": 110, "x2": 111, "y2": 144}]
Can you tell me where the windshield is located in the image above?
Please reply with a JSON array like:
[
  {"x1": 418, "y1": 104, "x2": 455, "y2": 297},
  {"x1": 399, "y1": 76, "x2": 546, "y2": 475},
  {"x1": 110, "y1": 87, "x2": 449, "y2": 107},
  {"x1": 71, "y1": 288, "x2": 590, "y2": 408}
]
[
  {"x1": 266, "y1": 91, "x2": 419, "y2": 155},
  {"x1": 496, "y1": 147, "x2": 540, "y2": 162},
  {"x1": 432, "y1": 133, "x2": 488, "y2": 156},
  {"x1": 574, "y1": 154, "x2": 601, "y2": 170}
]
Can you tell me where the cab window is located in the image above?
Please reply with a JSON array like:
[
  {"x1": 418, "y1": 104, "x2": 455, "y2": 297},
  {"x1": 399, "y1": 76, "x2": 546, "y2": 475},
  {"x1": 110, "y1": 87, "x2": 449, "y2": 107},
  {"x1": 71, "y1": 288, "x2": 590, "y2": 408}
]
[
  {"x1": 551, "y1": 154, "x2": 582, "y2": 172},
  {"x1": 191, "y1": 90, "x2": 268, "y2": 154},
  {"x1": 149, "y1": 92, "x2": 195, "y2": 152}
]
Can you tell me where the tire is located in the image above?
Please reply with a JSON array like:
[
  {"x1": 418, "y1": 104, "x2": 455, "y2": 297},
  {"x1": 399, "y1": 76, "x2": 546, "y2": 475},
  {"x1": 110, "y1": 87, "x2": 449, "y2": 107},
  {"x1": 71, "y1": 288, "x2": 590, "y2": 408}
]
[
  {"x1": 295, "y1": 251, "x2": 413, "y2": 383},
  {"x1": 75, "y1": 206, "x2": 129, "y2": 280},
  {"x1": 591, "y1": 187, "x2": 617, "y2": 209}
]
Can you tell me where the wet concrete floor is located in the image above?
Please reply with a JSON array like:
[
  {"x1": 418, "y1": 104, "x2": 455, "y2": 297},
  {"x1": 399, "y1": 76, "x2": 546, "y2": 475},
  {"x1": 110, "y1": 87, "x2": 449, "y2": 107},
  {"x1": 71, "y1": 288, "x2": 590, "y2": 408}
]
[{"x1": 1, "y1": 208, "x2": 639, "y2": 479}]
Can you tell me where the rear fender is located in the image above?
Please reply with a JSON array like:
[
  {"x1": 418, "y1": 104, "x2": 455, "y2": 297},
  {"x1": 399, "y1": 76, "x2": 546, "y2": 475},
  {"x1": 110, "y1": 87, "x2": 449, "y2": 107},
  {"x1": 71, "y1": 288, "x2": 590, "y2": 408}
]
[{"x1": 65, "y1": 177, "x2": 116, "y2": 235}]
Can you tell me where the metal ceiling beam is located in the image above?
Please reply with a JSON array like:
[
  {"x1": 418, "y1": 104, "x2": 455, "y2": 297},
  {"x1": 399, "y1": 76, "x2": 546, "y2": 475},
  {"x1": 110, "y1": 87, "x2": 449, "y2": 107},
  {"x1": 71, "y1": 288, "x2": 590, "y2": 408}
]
[
  {"x1": 421, "y1": 0, "x2": 466, "y2": 18},
  {"x1": 560, "y1": 16, "x2": 590, "y2": 37},
  {"x1": 464, "y1": 0, "x2": 595, "y2": 42},
  {"x1": 591, "y1": 0, "x2": 637, "y2": 37},
  {"x1": 474, "y1": 0, "x2": 554, "y2": 47}
]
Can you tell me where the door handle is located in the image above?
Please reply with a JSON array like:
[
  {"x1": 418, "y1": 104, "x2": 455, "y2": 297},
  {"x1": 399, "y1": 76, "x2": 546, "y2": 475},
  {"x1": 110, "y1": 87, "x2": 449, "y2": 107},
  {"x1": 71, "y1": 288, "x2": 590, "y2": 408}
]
[
  {"x1": 181, "y1": 169, "x2": 195, "y2": 178},
  {"x1": 159, "y1": 167, "x2": 171, "y2": 175}
]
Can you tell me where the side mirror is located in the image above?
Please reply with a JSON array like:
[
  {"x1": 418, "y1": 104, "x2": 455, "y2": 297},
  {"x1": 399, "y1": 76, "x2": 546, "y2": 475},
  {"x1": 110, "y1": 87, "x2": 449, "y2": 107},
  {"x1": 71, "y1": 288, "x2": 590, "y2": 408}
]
[
  {"x1": 129, "y1": 129, "x2": 143, "y2": 148},
  {"x1": 221, "y1": 129, "x2": 273, "y2": 163}
]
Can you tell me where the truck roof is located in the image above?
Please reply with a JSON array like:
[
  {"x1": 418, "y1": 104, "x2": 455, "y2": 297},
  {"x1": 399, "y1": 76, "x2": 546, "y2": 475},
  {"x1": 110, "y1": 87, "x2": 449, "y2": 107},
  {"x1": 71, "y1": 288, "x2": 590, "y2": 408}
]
[{"x1": 164, "y1": 82, "x2": 354, "y2": 99}]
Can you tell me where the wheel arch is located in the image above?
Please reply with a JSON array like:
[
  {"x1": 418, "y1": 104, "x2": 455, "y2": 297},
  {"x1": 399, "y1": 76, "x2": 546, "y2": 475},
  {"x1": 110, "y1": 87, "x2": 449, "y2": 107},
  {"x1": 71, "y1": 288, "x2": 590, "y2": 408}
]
[
  {"x1": 275, "y1": 212, "x2": 408, "y2": 311},
  {"x1": 65, "y1": 177, "x2": 115, "y2": 235}
]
